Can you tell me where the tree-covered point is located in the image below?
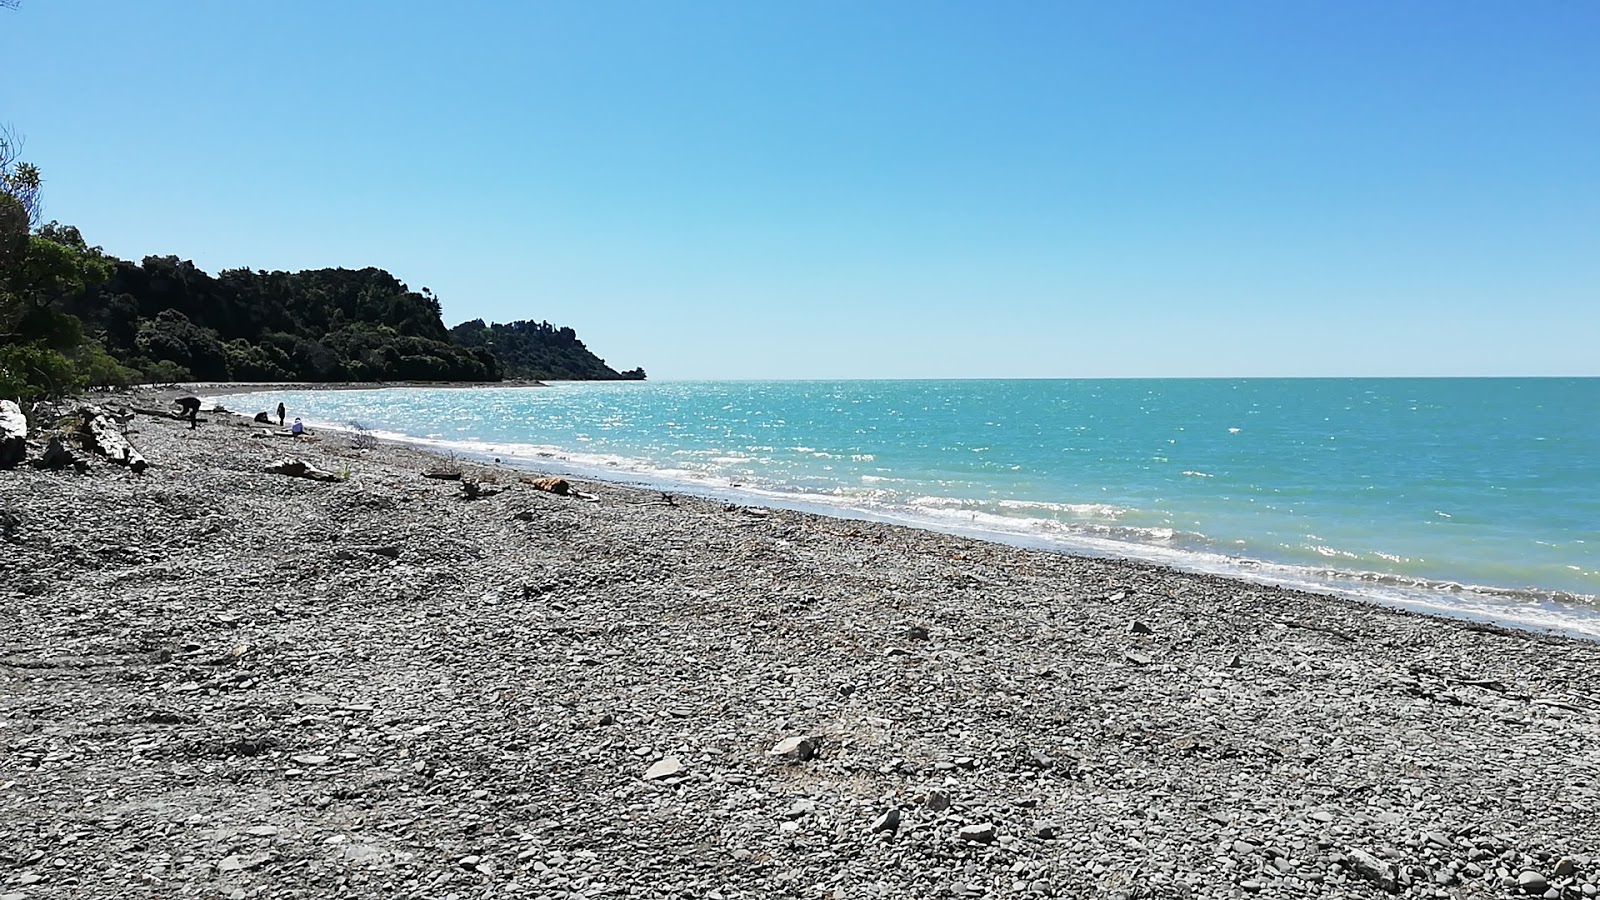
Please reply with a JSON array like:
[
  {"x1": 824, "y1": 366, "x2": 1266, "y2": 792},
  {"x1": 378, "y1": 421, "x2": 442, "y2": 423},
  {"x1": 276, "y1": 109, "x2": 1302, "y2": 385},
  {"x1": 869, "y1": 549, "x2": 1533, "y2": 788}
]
[
  {"x1": 449, "y1": 319, "x2": 645, "y2": 382},
  {"x1": 2, "y1": 125, "x2": 643, "y2": 399}
]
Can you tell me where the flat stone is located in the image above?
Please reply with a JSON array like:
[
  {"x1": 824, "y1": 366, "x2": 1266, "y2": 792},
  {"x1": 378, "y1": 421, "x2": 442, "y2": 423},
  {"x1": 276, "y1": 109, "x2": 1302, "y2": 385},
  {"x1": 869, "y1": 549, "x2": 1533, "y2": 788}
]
[
  {"x1": 290, "y1": 754, "x2": 330, "y2": 765},
  {"x1": 643, "y1": 757, "x2": 684, "y2": 780},
  {"x1": 958, "y1": 823, "x2": 997, "y2": 843},
  {"x1": 1124, "y1": 651, "x2": 1153, "y2": 666},
  {"x1": 768, "y1": 736, "x2": 817, "y2": 761},
  {"x1": 244, "y1": 825, "x2": 280, "y2": 837},
  {"x1": 870, "y1": 808, "x2": 900, "y2": 834}
]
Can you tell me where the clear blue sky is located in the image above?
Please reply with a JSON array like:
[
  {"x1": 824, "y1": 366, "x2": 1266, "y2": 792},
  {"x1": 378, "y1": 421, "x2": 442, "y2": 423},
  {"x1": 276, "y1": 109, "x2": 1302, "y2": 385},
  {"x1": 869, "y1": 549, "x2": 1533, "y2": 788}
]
[{"x1": 4, "y1": 2, "x2": 1596, "y2": 378}]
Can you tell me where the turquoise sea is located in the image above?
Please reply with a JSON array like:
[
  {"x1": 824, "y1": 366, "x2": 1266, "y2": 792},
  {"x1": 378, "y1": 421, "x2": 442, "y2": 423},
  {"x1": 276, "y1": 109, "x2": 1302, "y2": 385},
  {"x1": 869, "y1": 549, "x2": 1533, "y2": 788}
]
[{"x1": 220, "y1": 379, "x2": 1600, "y2": 637}]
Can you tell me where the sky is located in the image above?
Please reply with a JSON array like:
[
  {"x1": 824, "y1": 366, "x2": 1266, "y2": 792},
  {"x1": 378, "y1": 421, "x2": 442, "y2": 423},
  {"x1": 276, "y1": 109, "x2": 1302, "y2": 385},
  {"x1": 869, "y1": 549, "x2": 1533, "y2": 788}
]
[{"x1": 3, "y1": 2, "x2": 1597, "y2": 379}]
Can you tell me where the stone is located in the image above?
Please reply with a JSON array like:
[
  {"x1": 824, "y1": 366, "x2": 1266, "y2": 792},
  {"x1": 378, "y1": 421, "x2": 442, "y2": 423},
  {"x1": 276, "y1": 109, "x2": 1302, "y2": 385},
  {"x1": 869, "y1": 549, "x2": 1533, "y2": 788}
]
[
  {"x1": 768, "y1": 736, "x2": 817, "y2": 761},
  {"x1": 245, "y1": 825, "x2": 279, "y2": 837},
  {"x1": 1129, "y1": 620, "x2": 1153, "y2": 634},
  {"x1": 1033, "y1": 821, "x2": 1059, "y2": 840},
  {"x1": 904, "y1": 625, "x2": 930, "y2": 641},
  {"x1": 1347, "y1": 848, "x2": 1400, "y2": 893},
  {"x1": 0, "y1": 400, "x2": 26, "y2": 469},
  {"x1": 290, "y1": 754, "x2": 330, "y2": 765},
  {"x1": 925, "y1": 790, "x2": 952, "y2": 812},
  {"x1": 1553, "y1": 859, "x2": 1576, "y2": 878},
  {"x1": 958, "y1": 823, "x2": 997, "y2": 844},
  {"x1": 643, "y1": 757, "x2": 684, "y2": 780},
  {"x1": 459, "y1": 855, "x2": 481, "y2": 870},
  {"x1": 1518, "y1": 871, "x2": 1549, "y2": 894},
  {"x1": 1124, "y1": 650, "x2": 1153, "y2": 666},
  {"x1": 527, "y1": 477, "x2": 570, "y2": 495},
  {"x1": 869, "y1": 808, "x2": 900, "y2": 834}
]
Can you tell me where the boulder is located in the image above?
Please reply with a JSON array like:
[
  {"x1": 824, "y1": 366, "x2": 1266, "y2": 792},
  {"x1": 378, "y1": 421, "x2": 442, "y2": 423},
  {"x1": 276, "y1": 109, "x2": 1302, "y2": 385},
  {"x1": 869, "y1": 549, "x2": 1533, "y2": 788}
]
[{"x1": 0, "y1": 400, "x2": 26, "y2": 469}]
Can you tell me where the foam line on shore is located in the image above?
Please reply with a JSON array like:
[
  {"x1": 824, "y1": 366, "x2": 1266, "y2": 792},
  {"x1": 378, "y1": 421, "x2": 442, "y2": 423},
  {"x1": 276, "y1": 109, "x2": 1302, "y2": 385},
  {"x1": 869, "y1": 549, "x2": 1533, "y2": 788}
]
[{"x1": 261, "y1": 410, "x2": 1600, "y2": 641}]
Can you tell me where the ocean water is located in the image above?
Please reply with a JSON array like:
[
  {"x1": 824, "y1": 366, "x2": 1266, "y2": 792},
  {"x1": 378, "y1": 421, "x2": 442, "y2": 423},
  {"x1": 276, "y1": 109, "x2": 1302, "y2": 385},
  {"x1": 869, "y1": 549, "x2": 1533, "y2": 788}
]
[{"x1": 219, "y1": 379, "x2": 1600, "y2": 636}]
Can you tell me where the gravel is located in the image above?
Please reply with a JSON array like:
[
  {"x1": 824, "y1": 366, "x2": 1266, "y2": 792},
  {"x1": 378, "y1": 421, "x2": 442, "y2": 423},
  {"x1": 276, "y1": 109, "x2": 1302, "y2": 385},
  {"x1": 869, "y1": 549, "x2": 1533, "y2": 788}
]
[{"x1": 2, "y1": 391, "x2": 1599, "y2": 899}]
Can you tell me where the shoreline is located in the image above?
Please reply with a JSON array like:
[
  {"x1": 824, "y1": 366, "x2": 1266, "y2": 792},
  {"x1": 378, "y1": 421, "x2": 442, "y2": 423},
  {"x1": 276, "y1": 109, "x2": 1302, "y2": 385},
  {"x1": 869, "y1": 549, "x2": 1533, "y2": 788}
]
[
  {"x1": 202, "y1": 385, "x2": 1600, "y2": 642},
  {"x1": 6, "y1": 394, "x2": 1599, "y2": 897}
]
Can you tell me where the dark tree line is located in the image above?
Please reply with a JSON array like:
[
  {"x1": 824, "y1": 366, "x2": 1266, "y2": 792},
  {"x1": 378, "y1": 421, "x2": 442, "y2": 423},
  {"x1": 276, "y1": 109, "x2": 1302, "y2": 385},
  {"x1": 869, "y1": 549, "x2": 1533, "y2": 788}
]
[
  {"x1": 2, "y1": 125, "x2": 644, "y2": 398},
  {"x1": 450, "y1": 319, "x2": 645, "y2": 382}
]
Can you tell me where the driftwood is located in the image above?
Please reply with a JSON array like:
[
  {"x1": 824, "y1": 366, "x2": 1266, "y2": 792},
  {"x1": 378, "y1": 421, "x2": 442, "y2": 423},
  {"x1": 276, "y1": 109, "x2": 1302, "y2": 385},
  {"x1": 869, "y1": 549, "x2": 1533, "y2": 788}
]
[
  {"x1": 0, "y1": 400, "x2": 26, "y2": 469},
  {"x1": 422, "y1": 469, "x2": 462, "y2": 481},
  {"x1": 79, "y1": 406, "x2": 148, "y2": 473},
  {"x1": 265, "y1": 458, "x2": 342, "y2": 482},
  {"x1": 130, "y1": 405, "x2": 208, "y2": 425}
]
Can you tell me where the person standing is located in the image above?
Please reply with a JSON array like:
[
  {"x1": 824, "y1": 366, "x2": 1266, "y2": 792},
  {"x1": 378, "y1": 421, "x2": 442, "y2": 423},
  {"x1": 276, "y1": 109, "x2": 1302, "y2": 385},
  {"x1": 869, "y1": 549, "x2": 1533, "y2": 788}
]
[{"x1": 277, "y1": 402, "x2": 286, "y2": 426}]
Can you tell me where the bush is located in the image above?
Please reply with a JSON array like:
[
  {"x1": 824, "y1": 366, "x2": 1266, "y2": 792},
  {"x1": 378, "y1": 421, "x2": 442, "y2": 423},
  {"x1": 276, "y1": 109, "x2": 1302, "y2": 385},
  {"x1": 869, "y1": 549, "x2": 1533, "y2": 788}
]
[{"x1": 0, "y1": 341, "x2": 83, "y2": 400}]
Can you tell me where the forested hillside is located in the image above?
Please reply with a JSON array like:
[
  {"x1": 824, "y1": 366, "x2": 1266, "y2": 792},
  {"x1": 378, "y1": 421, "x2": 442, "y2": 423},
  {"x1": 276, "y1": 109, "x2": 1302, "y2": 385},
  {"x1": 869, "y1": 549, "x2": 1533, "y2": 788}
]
[
  {"x1": 450, "y1": 319, "x2": 646, "y2": 381},
  {"x1": 1, "y1": 127, "x2": 644, "y2": 398}
]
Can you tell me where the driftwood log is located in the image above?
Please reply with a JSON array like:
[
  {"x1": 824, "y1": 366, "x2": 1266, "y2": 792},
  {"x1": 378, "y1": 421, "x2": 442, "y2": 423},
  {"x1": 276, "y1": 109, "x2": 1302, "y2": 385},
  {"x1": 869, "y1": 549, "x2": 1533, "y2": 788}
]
[
  {"x1": 79, "y1": 405, "x2": 148, "y2": 473},
  {"x1": 265, "y1": 458, "x2": 342, "y2": 482},
  {"x1": 130, "y1": 405, "x2": 208, "y2": 425},
  {"x1": 0, "y1": 400, "x2": 26, "y2": 469}
]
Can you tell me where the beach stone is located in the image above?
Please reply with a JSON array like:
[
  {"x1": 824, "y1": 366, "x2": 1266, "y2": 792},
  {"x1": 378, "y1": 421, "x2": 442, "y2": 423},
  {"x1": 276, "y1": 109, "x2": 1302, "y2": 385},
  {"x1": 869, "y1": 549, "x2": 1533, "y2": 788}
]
[
  {"x1": 1129, "y1": 620, "x2": 1153, "y2": 635},
  {"x1": 926, "y1": 789, "x2": 951, "y2": 812},
  {"x1": 1518, "y1": 871, "x2": 1549, "y2": 894},
  {"x1": 643, "y1": 757, "x2": 683, "y2": 780},
  {"x1": 870, "y1": 808, "x2": 900, "y2": 834},
  {"x1": 1554, "y1": 858, "x2": 1576, "y2": 878},
  {"x1": 0, "y1": 400, "x2": 26, "y2": 469},
  {"x1": 1124, "y1": 650, "x2": 1153, "y2": 666},
  {"x1": 768, "y1": 736, "x2": 816, "y2": 761},
  {"x1": 1347, "y1": 848, "x2": 1400, "y2": 893},
  {"x1": 958, "y1": 823, "x2": 997, "y2": 844},
  {"x1": 1033, "y1": 821, "x2": 1059, "y2": 840}
]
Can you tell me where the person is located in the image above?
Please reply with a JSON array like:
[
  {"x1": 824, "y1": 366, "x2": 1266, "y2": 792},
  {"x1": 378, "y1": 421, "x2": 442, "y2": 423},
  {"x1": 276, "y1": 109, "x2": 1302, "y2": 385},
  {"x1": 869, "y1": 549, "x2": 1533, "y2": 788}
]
[
  {"x1": 174, "y1": 396, "x2": 201, "y2": 430},
  {"x1": 290, "y1": 417, "x2": 305, "y2": 436},
  {"x1": 253, "y1": 411, "x2": 271, "y2": 423},
  {"x1": 277, "y1": 402, "x2": 286, "y2": 426}
]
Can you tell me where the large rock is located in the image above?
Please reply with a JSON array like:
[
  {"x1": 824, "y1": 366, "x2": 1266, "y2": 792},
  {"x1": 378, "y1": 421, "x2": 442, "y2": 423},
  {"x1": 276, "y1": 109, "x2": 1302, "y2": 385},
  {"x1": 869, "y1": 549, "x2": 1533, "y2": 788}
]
[{"x1": 0, "y1": 399, "x2": 26, "y2": 469}]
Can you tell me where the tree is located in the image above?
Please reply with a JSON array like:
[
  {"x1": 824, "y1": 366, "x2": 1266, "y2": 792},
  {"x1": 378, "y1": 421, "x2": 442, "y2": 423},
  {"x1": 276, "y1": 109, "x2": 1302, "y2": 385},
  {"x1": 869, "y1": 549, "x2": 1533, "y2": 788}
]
[{"x1": 0, "y1": 125, "x2": 42, "y2": 228}]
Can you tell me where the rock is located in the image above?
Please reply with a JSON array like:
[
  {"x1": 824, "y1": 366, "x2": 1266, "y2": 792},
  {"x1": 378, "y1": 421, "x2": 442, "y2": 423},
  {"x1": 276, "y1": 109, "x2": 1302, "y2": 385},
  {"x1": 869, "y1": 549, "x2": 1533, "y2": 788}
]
[
  {"x1": 1129, "y1": 620, "x2": 1153, "y2": 634},
  {"x1": 1033, "y1": 821, "x2": 1059, "y2": 840},
  {"x1": 36, "y1": 436, "x2": 83, "y2": 472},
  {"x1": 1347, "y1": 848, "x2": 1400, "y2": 894},
  {"x1": 1553, "y1": 858, "x2": 1576, "y2": 878},
  {"x1": 527, "y1": 477, "x2": 570, "y2": 495},
  {"x1": 958, "y1": 823, "x2": 997, "y2": 843},
  {"x1": 904, "y1": 624, "x2": 930, "y2": 641},
  {"x1": 458, "y1": 855, "x2": 481, "y2": 870},
  {"x1": 290, "y1": 754, "x2": 330, "y2": 765},
  {"x1": 926, "y1": 789, "x2": 952, "y2": 812},
  {"x1": 266, "y1": 458, "x2": 341, "y2": 482},
  {"x1": 0, "y1": 400, "x2": 25, "y2": 469},
  {"x1": 870, "y1": 808, "x2": 900, "y2": 834},
  {"x1": 422, "y1": 468, "x2": 462, "y2": 480},
  {"x1": 1124, "y1": 650, "x2": 1153, "y2": 666},
  {"x1": 643, "y1": 757, "x2": 683, "y2": 780},
  {"x1": 1518, "y1": 871, "x2": 1549, "y2": 894},
  {"x1": 768, "y1": 736, "x2": 817, "y2": 761},
  {"x1": 244, "y1": 825, "x2": 279, "y2": 837},
  {"x1": 785, "y1": 799, "x2": 816, "y2": 819}
]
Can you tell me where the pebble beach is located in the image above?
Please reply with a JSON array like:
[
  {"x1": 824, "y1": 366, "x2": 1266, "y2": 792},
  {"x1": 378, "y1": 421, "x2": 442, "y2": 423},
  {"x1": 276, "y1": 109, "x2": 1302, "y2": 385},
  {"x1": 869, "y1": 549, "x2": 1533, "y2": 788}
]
[{"x1": 3, "y1": 393, "x2": 1599, "y2": 900}]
